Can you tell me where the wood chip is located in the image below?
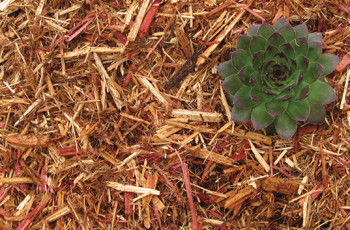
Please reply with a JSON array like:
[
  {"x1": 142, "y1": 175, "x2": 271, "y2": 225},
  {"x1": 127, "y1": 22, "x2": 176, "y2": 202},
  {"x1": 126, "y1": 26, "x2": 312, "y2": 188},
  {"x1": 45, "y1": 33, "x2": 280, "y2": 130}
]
[
  {"x1": 5, "y1": 134, "x2": 49, "y2": 147},
  {"x1": 139, "y1": 77, "x2": 169, "y2": 106},
  {"x1": 107, "y1": 182, "x2": 160, "y2": 195},
  {"x1": 260, "y1": 177, "x2": 299, "y2": 195},
  {"x1": 128, "y1": 0, "x2": 151, "y2": 41},
  {"x1": 94, "y1": 52, "x2": 123, "y2": 110},
  {"x1": 171, "y1": 109, "x2": 222, "y2": 122},
  {"x1": 248, "y1": 140, "x2": 270, "y2": 172}
]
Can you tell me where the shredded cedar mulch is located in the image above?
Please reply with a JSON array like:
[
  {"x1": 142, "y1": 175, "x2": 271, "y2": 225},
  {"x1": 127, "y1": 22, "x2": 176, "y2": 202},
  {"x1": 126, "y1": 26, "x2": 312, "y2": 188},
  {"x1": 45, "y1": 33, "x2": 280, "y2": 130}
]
[{"x1": 0, "y1": 0, "x2": 349, "y2": 229}]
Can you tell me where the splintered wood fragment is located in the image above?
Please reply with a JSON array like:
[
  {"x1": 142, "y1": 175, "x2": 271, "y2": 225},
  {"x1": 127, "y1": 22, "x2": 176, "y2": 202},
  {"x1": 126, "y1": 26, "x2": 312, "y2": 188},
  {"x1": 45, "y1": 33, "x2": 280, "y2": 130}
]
[
  {"x1": 196, "y1": 0, "x2": 253, "y2": 66},
  {"x1": 139, "y1": 0, "x2": 162, "y2": 38},
  {"x1": 67, "y1": 198, "x2": 86, "y2": 229},
  {"x1": 99, "y1": 151, "x2": 119, "y2": 166},
  {"x1": 14, "y1": 98, "x2": 42, "y2": 126},
  {"x1": 224, "y1": 186, "x2": 256, "y2": 208},
  {"x1": 123, "y1": 0, "x2": 138, "y2": 32},
  {"x1": 107, "y1": 182, "x2": 160, "y2": 195},
  {"x1": 176, "y1": 73, "x2": 195, "y2": 98},
  {"x1": 272, "y1": 6, "x2": 283, "y2": 23},
  {"x1": 241, "y1": 5, "x2": 265, "y2": 21},
  {"x1": 331, "y1": 0, "x2": 350, "y2": 15},
  {"x1": 120, "y1": 112, "x2": 151, "y2": 125},
  {"x1": 156, "y1": 125, "x2": 182, "y2": 139},
  {"x1": 5, "y1": 134, "x2": 49, "y2": 147},
  {"x1": 203, "y1": 218, "x2": 224, "y2": 225},
  {"x1": 248, "y1": 140, "x2": 270, "y2": 172},
  {"x1": 195, "y1": 82, "x2": 203, "y2": 110},
  {"x1": 175, "y1": 26, "x2": 192, "y2": 58},
  {"x1": 66, "y1": 18, "x2": 93, "y2": 42},
  {"x1": 164, "y1": 46, "x2": 205, "y2": 90},
  {"x1": 94, "y1": 53, "x2": 123, "y2": 110},
  {"x1": 56, "y1": 47, "x2": 123, "y2": 58},
  {"x1": 244, "y1": 132, "x2": 272, "y2": 145},
  {"x1": 142, "y1": 174, "x2": 158, "y2": 228},
  {"x1": 64, "y1": 113, "x2": 82, "y2": 132},
  {"x1": 208, "y1": 121, "x2": 233, "y2": 145},
  {"x1": 117, "y1": 151, "x2": 140, "y2": 169},
  {"x1": 285, "y1": 157, "x2": 295, "y2": 168},
  {"x1": 226, "y1": 130, "x2": 272, "y2": 145},
  {"x1": 152, "y1": 197, "x2": 165, "y2": 211},
  {"x1": 35, "y1": 0, "x2": 45, "y2": 17},
  {"x1": 305, "y1": 144, "x2": 342, "y2": 155},
  {"x1": 296, "y1": 185, "x2": 324, "y2": 206},
  {"x1": 44, "y1": 19, "x2": 68, "y2": 33},
  {"x1": 128, "y1": 0, "x2": 151, "y2": 41},
  {"x1": 166, "y1": 120, "x2": 214, "y2": 133},
  {"x1": 56, "y1": 4, "x2": 82, "y2": 16},
  {"x1": 0, "y1": 177, "x2": 35, "y2": 184},
  {"x1": 31, "y1": 206, "x2": 71, "y2": 229},
  {"x1": 139, "y1": 77, "x2": 168, "y2": 106},
  {"x1": 180, "y1": 162, "x2": 198, "y2": 229},
  {"x1": 145, "y1": 36, "x2": 163, "y2": 60},
  {"x1": 0, "y1": 0, "x2": 14, "y2": 11},
  {"x1": 340, "y1": 69, "x2": 349, "y2": 110},
  {"x1": 188, "y1": 147, "x2": 235, "y2": 166},
  {"x1": 206, "y1": 0, "x2": 236, "y2": 18},
  {"x1": 16, "y1": 194, "x2": 50, "y2": 230},
  {"x1": 180, "y1": 131, "x2": 199, "y2": 147},
  {"x1": 260, "y1": 177, "x2": 299, "y2": 194},
  {"x1": 336, "y1": 54, "x2": 350, "y2": 72},
  {"x1": 190, "y1": 183, "x2": 228, "y2": 198},
  {"x1": 274, "y1": 149, "x2": 288, "y2": 165},
  {"x1": 220, "y1": 85, "x2": 231, "y2": 120},
  {"x1": 302, "y1": 195, "x2": 310, "y2": 228},
  {"x1": 298, "y1": 176, "x2": 308, "y2": 195},
  {"x1": 171, "y1": 109, "x2": 222, "y2": 122}
]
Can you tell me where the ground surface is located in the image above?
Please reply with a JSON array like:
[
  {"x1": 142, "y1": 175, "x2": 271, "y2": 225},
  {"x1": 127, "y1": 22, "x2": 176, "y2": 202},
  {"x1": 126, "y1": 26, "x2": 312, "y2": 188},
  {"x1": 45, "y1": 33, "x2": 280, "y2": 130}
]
[{"x1": 0, "y1": 0, "x2": 349, "y2": 229}]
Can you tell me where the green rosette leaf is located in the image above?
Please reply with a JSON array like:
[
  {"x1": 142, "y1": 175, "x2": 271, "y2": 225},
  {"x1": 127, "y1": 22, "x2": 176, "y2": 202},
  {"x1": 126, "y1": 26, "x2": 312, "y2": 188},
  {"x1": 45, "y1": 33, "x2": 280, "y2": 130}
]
[{"x1": 218, "y1": 16, "x2": 338, "y2": 140}]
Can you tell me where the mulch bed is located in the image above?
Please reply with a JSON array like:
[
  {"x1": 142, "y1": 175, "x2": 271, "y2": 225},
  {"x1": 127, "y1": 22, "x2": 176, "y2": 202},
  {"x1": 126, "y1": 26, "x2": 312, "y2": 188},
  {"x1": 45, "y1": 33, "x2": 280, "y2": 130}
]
[{"x1": 0, "y1": 0, "x2": 349, "y2": 229}]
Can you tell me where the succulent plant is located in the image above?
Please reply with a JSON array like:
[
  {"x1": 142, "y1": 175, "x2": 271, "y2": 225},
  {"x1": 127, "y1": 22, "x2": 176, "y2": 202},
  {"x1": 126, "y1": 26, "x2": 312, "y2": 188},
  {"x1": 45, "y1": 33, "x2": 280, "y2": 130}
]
[{"x1": 217, "y1": 17, "x2": 339, "y2": 140}]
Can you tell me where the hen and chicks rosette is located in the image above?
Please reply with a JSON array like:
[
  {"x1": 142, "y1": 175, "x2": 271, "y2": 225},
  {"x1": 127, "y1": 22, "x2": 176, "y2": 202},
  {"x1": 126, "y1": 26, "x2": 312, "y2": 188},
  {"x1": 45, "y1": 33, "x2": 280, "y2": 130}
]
[{"x1": 217, "y1": 17, "x2": 339, "y2": 140}]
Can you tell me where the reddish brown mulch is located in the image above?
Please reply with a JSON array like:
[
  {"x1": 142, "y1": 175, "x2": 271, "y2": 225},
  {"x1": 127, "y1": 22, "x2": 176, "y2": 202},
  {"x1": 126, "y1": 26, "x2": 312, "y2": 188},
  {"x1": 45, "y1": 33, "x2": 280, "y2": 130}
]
[{"x1": 0, "y1": 0, "x2": 349, "y2": 229}]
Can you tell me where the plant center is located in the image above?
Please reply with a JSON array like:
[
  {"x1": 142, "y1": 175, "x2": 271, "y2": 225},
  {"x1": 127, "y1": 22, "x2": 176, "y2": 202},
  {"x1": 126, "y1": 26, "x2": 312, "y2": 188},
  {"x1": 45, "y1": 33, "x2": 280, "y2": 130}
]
[{"x1": 272, "y1": 65, "x2": 285, "y2": 81}]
